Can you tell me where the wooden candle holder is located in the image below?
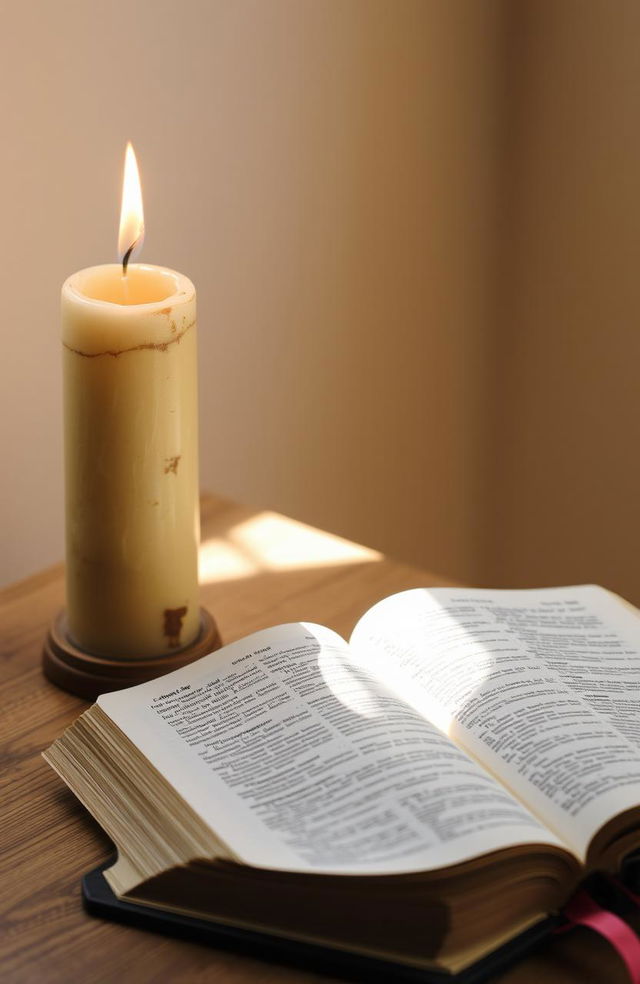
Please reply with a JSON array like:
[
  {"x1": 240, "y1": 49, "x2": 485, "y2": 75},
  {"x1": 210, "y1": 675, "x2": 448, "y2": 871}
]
[{"x1": 42, "y1": 607, "x2": 222, "y2": 701}]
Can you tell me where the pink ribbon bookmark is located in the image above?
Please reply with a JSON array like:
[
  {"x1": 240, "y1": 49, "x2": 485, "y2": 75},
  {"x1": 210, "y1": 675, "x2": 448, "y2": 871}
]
[{"x1": 562, "y1": 890, "x2": 640, "y2": 984}]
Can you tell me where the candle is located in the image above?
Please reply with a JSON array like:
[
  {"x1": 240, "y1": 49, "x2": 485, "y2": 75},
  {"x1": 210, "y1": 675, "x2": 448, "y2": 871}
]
[{"x1": 62, "y1": 144, "x2": 200, "y2": 657}]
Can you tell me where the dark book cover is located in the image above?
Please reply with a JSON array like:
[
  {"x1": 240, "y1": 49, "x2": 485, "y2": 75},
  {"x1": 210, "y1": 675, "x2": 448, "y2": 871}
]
[{"x1": 82, "y1": 860, "x2": 561, "y2": 984}]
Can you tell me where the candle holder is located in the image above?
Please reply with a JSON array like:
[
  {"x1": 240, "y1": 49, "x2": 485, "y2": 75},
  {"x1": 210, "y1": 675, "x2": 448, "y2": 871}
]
[{"x1": 42, "y1": 607, "x2": 222, "y2": 702}]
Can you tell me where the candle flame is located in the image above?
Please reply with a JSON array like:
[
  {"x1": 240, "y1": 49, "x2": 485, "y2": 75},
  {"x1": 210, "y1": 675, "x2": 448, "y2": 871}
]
[{"x1": 118, "y1": 142, "x2": 144, "y2": 275}]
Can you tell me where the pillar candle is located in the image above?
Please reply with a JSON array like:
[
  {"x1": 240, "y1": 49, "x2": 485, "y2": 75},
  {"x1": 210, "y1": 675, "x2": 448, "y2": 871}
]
[{"x1": 61, "y1": 262, "x2": 201, "y2": 656}]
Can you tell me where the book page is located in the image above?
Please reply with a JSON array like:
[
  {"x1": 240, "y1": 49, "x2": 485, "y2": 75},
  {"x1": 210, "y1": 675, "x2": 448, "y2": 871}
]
[
  {"x1": 98, "y1": 622, "x2": 564, "y2": 875},
  {"x1": 350, "y1": 586, "x2": 640, "y2": 860}
]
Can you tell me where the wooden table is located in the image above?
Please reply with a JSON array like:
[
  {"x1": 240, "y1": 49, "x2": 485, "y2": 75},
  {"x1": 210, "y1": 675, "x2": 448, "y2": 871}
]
[{"x1": 0, "y1": 494, "x2": 631, "y2": 983}]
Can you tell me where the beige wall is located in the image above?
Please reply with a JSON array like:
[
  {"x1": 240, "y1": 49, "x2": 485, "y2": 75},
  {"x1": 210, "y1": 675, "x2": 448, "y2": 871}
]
[
  {"x1": 0, "y1": 1, "x2": 502, "y2": 586},
  {"x1": 3, "y1": 1, "x2": 638, "y2": 604},
  {"x1": 487, "y1": 1, "x2": 640, "y2": 603}
]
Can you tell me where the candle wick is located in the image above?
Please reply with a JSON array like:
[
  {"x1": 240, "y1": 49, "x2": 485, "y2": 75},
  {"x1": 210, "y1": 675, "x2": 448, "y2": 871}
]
[{"x1": 122, "y1": 242, "x2": 135, "y2": 277}]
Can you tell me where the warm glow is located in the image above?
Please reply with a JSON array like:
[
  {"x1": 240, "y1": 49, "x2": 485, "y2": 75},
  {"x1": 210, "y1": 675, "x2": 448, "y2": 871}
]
[
  {"x1": 231, "y1": 514, "x2": 382, "y2": 570},
  {"x1": 198, "y1": 511, "x2": 382, "y2": 584},
  {"x1": 198, "y1": 538, "x2": 259, "y2": 582},
  {"x1": 118, "y1": 142, "x2": 144, "y2": 271}
]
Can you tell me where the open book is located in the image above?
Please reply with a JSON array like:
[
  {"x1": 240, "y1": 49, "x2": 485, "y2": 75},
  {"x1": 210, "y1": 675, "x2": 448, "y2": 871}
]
[{"x1": 44, "y1": 585, "x2": 640, "y2": 978}]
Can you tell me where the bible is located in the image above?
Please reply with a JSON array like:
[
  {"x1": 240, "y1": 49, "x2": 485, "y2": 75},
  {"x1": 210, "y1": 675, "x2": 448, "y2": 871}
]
[{"x1": 44, "y1": 585, "x2": 640, "y2": 980}]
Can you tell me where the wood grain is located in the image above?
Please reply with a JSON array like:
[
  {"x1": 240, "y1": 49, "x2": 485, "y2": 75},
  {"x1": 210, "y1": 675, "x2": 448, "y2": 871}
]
[{"x1": 0, "y1": 493, "x2": 631, "y2": 983}]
